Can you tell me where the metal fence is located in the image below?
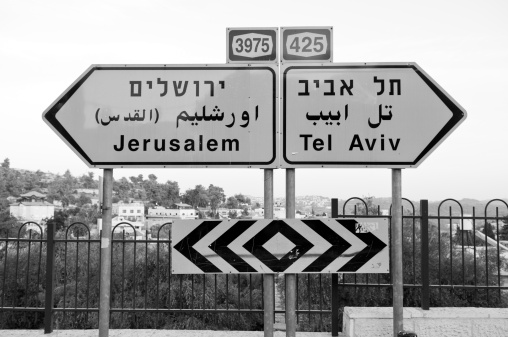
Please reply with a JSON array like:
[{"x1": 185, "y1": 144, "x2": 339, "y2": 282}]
[{"x1": 1, "y1": 198, "x2": 507, "y2": 334}]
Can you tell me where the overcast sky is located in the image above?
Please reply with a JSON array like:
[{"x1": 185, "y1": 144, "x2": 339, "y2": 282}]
[{"x1": 1, "y1": 0, "x2": 507, "y2": 201}]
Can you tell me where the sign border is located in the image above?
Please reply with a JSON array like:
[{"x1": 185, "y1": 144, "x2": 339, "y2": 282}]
[
  {"x1": 42, "y1": 64, "x2": 279, "y2": 169},
  {"x1": 281, "y1": 62, "x2": 466, "y2": 168}
]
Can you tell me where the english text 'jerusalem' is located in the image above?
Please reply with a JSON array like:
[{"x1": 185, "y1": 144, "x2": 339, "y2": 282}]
[{"x1": 113, "y1": 134, "x2": 239, "y2": 152}]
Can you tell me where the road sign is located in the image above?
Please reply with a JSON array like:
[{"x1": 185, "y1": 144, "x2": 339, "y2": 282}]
[
  {"x1": 281, "y1": 63, "x2": 466, "y2": 168},
  {"x1": 172, "y1": 218, "x2": 389, "y2": 274},
  {"x1": 42, "y1": 64, "x2": 278, "y2": 168},
  {"x1": 227, "y1": 27, "x2": 278, "y2": 63},
  {"x1": 281, "y1": 27, "x2": 333, "y2": 63}
]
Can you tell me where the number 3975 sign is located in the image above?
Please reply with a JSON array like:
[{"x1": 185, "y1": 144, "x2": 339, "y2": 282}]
[{"x1": 227, "y1": 27, "x2": 278, "y2": 63}]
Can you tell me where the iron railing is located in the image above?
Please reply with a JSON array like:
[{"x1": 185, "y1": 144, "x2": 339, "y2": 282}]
[{"x1": 1, "y1": 198, "x2": 507, "y2": 334}]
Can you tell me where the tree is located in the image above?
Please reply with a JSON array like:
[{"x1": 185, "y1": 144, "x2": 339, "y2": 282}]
[
  {"x1": 0, "y1": 209, "x2": 18, "y2": 236},
  {"x1": 208, "y1": 184, "x2": 225, "y2": 214},
  {"x1": 44, "y1": 208, "x2": 80, "y2": 232},
  {"x1": 242, "y1": 208, "x2": 249, "y2": 217},
  {"x1": 1, "y1": 158, "x2": 10, "y2": 168},
  {"x1": 114, "y1": 177, "x2": 132, "y2": 201},
  {"x1": 75, "y1": 204, "x2": 100, "y2": 225},
  {"x1": 226, "y1": 196, "x2": 239, "y2": 209},
  {"x1": 76, "y1": 194, "x2": 92, "y2": 207},
  {"x1": 160, "y1": 180, "x2": 180, "y2": 206},
  {"x1": 80, "y1": 172, "x2": 96, "y2": 189},
  {"x1": 235, "y1": 194, "x2": 251, "y2": 205},
  {"x1": 48, "y1": 170, "x2": 77, "y2": 203},
  {"x1": 482, "y1": 222, "x2": 496, "y2": 239},
  {"x1": 182, "y1": 185, "x2": 209, "y2": 208},
  {"x1": 228, "y1": 210, "x2": 238, "y2": 219},
  {"x1": 355, "y1": 196, "x2": 379, "y2": 215},
  {"x1": 500, "y1": 216, "x2": 508, "y2": 240},
  {"x1": 129, "y1": 174, "x2": 144, "y2": 185}
]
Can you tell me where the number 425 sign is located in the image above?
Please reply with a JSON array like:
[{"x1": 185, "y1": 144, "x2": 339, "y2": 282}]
[{"x1": 281, "y1": 27, "x2": 333, "y2": 63}]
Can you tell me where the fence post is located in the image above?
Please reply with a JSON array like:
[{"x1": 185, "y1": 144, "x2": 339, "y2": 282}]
[
  {"x1": 420, "y1": 199, "x2": 430, "y2": 310},
  {"x1": 331, "y1": 198, "x2": 339, "y2": 336},
  {"x1": 44, "y1": 222, "x2": 56, "y2": 333}
]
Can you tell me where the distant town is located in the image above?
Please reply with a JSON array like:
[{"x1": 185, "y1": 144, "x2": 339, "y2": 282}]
[
  {"x1": 0, "y1": 158, "x2": 337, "y2": 237},
  {"x1": 2, "y1": 157, "x2": 506, "y2": 239}
]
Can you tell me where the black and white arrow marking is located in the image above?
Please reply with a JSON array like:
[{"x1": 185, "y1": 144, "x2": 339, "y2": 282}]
[{"x1": 172, "y1": 218, "x2": 388, "y2": 274}]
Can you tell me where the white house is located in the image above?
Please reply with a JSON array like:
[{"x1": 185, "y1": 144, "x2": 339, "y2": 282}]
[
  {"x1": 9, "y1": 191, "x2": 54, "y2": 224},
  {"x1": 145, "y1": 203, "x2": 198, "y2": 229},
  {"x1": 117, "y1": 202, "x2": 145, "y2": 222}
]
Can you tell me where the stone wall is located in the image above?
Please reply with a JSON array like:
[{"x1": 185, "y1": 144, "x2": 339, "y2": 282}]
[{"x1": 343, "y1": 307, "x2": 508, "y2": 337}]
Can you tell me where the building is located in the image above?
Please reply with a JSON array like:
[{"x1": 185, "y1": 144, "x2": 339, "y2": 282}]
[
  {"x1": 115, "y1": 202, "x2": 145, "y2": 222},
  {"x1": 74, "y1": 188, "x2": 99, "y2": 196},
  {"x1": 146, "y1": 203, "x2": 198, "y2": 229},
  {"x1": 110, "y1": 202, "x2": 145, "y2": 232},
  {"x1": 9, "y1": 191, "x2": 55, "y2": 224}
]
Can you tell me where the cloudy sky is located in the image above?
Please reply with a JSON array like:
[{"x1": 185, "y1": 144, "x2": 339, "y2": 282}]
[{"x1": 1, "y1": 0, "x2": 507, "y2": 201}]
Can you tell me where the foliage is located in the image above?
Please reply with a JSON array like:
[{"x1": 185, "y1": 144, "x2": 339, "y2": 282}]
[
  {"x1": 0, "y1": 223, "x2": 263, "y2": 330},
  {"x1": 500, "y1": 216, "x2": 508, "y2": 241},
  {"x1": 234, "y1": 194, "x2": 251, "y2": 205},
  {"x1": 181, "y1": 185, "x2": 209, "y2": 208},
  {"x1": 0, "y1": 209, "x2": 18, "y2": 236},
  {"x1": 277, "y1": 198, "x2": 508, "y2": 332},
  {"x1": 226, "y1": 196, "x2": 239, "y2": 209},
  {"x1": 207, "y1": 185, "x2": 225, "y2": 214},
  {"x1": 228, "y1": 210, "x2": 238, "y2": 219}
]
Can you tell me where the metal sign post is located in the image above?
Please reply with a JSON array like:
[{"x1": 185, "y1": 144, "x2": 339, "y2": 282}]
[
  {"x1": 264, "y1": 169, "x2": 274, "y2": 337},
  {"x1": 285, "y1": 168, "x2": 296, "y2": 337},
  {"x1": 392, "y1": 169, "x2": 403, "y2": 336},
  {"x1": 98, "y1": 169, "x2": 113, "y2": 337}
]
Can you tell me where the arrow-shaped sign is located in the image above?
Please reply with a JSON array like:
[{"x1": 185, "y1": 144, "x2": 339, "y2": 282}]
[
  {"x1": 335, "y1": 219, "x2": 388, "y2": 272},
  {"x1": 282, "y1": 63, "x2": 466, "y2": 168},
  {"x1": 42, "y1": 64, "x2": 278, "y2": 168},
  {"x1": 172, "y1": 218, "x2": 389, "y2": 274}
]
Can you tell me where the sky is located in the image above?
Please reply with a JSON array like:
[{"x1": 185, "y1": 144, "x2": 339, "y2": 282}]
[{"x1": 1, "y1": 0, "x2": 507, "y2": 202}]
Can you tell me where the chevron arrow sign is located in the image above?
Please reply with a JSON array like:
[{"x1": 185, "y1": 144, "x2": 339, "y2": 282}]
[{"x1": 172, "y1": 218, "x2": 389, "y2": 274}]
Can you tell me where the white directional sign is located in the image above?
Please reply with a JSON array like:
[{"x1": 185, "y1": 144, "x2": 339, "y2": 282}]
[
  {"x1": 227, "y1": 27, "x2": 278, "y2": 63},
  {"x1": 282, "y1": 63, "x2": 466, "y2": 168},
  {"x1": 172, "y1": 218, "x2": 389, "y2": 274},
  {"x1": 42, "y1": 64, "x2": 278, "y2": 168}
]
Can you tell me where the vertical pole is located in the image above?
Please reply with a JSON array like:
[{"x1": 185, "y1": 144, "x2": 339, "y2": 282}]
[
  {"x1": 99, "y1": 169, "x2": 113, "y2": 337},
  {"x1": 264, "y1": 169, "x2": 274, "y2": 337},
  {"x1": 44, "y1": 222, "x2": 55, "y2": 334},
  {"x1": 392, "y1": 169, "x2": 403, "y2": 336},
  {"x1": 285, "y1": 168, "x2": 296, "y2": 337},
  {"x1": 99, "y1": 176, "x2": 104, "y2": 209},
  {"x1": 331, "y1": 198, "x2": 339, "y2": 336},
  {"x1": 420, "y1": 199, "x2": 430, "y2": 310}
]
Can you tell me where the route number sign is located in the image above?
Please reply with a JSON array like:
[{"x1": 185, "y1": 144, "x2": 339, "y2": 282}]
[
  {"x1": 227, "y1": 28, "x2": 278, "y2": 63},
  {"x1": 281, "y1": 27, "x2": 333, "y2": 63}
]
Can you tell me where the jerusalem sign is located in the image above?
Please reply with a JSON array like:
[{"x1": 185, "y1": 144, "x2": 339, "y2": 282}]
[
  {"x1": 172, "y1": 218, "x2": 389, "y2": 274},
  {"x1": 281, "y1": 63, "x2": 466, "y2": 168},
  {"x1": 42, "y1": 64, "x2": 278, "y2": 168}
]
